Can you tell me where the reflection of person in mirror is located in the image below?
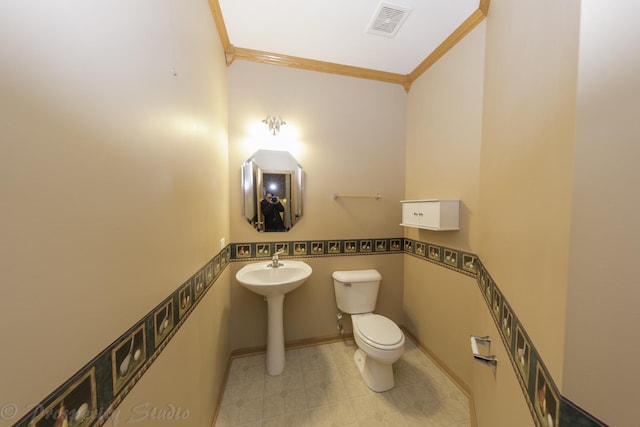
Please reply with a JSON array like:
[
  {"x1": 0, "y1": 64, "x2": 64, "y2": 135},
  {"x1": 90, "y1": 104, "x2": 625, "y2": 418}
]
[{"x1": 261, "y1": 192, "x2": 286, "y2": 231}]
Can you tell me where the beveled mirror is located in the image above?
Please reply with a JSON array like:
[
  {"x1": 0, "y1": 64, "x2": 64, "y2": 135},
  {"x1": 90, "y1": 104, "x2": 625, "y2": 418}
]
[{"x1": 241, "y1": 150, "x2": 304, "y2": 232}]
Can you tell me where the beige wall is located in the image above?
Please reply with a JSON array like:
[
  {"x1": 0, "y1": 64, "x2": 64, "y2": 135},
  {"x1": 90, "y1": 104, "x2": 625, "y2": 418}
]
[
  {"x1": 227, "y1": 61, "x2": 407, "y2": 243},
  {"x1": 403, "y1": 14, "x2": 485, "y2": 387},
  {"x1": 478, "y1": 0, "x2": 580, "y2": 386},
  {"x1": 563, "y1": 1, "x2": 640, "y2": 425},
  {"x1": 403, "y1": 15, "x2": 533, "y2": 427},
  {"x1": 402, "y1": 0, "x2": 632, "y2": 425},
  {"x1": 403, "y1": 257, "x2": 476, "y2": 387},
  {"x1": 405, "y1": 21, "x2": 485, "y2": 253},
  {"x1": 226, "y1": 61, "x2": 408, "y2": 351},
  {"x1": 0, "y1": 0, "x2": 230, "y2": 423}
]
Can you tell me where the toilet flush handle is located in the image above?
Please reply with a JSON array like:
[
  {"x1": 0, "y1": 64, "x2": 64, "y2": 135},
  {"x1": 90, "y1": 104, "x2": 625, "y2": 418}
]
[{"x1": 342, "y1": 282, "x2": 351, "y2": 287}]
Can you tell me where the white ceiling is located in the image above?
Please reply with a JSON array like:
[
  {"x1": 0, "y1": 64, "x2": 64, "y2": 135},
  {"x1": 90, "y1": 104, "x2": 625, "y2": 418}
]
[{"x1": 218, "y1": 0, "x2": 480, "y2": 75}]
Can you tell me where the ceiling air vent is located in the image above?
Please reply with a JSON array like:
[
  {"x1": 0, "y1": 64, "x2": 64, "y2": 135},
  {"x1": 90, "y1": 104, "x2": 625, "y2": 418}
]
[{"x1": 366, "y1": 2, "x2": 412, "y2": 38}]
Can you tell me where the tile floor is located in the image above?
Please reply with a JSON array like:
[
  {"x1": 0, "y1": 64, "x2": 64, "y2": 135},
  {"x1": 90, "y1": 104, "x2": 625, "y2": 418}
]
[{"x1": 215, "y1": 338, "x2": 472, "y2": 427}]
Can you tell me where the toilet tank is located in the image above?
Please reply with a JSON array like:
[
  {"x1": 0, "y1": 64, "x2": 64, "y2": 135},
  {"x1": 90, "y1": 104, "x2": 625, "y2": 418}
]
[{"x1": 332, "y1": 269, "x2": 382, "y2": 314}]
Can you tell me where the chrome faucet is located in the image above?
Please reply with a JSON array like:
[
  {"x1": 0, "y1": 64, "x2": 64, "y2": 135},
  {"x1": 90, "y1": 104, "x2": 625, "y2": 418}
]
[{"x1": 269, "y1": 250, "x2": 286, "y2": 268}]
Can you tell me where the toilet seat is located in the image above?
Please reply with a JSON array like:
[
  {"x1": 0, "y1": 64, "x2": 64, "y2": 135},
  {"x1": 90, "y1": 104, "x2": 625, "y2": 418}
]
[{"x1": 355, "y1": 314, "x2": 404, "y2": 349}]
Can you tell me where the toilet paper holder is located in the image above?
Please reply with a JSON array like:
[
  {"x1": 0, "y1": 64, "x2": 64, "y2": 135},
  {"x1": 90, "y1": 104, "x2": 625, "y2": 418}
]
[{"x1": 470, "y1": 335, "x2": 498, "y2": 366}]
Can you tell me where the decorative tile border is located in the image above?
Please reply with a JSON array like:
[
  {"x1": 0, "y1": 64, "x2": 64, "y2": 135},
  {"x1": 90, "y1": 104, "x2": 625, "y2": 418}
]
[
  {"x1": 12, "y1": 245, "x2": 232, "y2": 427},
  {"x1": 230, "y1": 238, "x2": 404, "y2": 261},
  {"x1": 402, "y1": 238, "x2": 477, "y2": 278},
  {"x1": 26, "y1": 369, "x2": 98, "y2": 427}
]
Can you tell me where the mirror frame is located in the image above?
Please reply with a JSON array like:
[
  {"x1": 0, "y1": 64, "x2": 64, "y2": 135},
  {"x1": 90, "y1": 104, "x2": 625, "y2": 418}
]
[{"x1": 241, "y1": 150, "x2": 304, "y2": 232}]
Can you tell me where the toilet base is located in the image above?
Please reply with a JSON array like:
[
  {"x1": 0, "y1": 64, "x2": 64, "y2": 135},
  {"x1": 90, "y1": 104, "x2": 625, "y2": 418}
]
[{"x1": 353, "y1": 349, "x2": 395, "y2": 392}]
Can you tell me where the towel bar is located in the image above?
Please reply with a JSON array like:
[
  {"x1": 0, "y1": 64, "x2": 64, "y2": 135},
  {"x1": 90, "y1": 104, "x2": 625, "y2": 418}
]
[{"x1": 332, "y1": 192, "x2": 381, "y2": 200}]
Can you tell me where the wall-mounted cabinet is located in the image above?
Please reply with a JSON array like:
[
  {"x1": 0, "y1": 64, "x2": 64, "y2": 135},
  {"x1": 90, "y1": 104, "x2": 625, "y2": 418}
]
[{"x1": 400, "y1": 199, "x2": 460, "y2": 231}]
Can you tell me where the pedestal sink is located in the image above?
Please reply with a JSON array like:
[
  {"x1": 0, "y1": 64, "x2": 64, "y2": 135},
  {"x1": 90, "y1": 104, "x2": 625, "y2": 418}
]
[{"x1": 236, "y1": 260, "x2": 312, "y2": 375}]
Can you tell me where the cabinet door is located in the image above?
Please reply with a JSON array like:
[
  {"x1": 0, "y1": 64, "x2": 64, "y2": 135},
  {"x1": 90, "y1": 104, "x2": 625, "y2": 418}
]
[
  {"x1": 401, "y1": 202, "x2": 422, "y2": 227},
  {"x1": 418, "y1": 202, "x2": 440, "y2": 228}
]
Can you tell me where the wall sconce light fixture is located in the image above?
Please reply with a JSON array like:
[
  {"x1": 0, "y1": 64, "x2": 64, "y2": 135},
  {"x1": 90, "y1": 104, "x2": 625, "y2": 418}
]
[{"x1": 263, "y1": 115, "x2": 286, "y2": 136}]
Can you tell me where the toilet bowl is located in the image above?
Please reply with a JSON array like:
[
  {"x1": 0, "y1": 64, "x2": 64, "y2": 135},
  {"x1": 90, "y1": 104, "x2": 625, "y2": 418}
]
[
  {"x1": 332, "y1": 269, "x2": 405, "y2": 392},
  {"x1": 352, "y1": 313, "x2": 405, "y2": 392}
]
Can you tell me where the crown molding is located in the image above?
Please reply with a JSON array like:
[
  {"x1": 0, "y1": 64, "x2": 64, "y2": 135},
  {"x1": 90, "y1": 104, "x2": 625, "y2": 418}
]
[{"x1": 209, "y1": 0, "x2": 490, "y2": 93}]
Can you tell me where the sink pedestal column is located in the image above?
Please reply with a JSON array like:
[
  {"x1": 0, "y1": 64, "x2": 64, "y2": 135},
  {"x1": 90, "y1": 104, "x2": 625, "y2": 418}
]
[{"x1": 265, "y1": 294, "x2": 285, "y2": 376}]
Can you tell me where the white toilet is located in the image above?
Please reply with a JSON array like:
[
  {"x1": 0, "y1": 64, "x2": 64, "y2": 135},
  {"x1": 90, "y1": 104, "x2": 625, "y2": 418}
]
[{"x1": 332, "y1": 269, "x2": 405, "y2": 392}]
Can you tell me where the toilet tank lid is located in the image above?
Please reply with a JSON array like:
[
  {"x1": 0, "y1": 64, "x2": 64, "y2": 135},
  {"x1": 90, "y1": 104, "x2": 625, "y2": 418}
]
[{"x1": 332, "y1": 269, "x2": 381, "y2": 283}]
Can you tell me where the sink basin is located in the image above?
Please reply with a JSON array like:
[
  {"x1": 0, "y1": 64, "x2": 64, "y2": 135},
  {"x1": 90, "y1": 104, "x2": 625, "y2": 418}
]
[
  {"x1": 236, "y1": 260, "x2": 312, "y2": 297},
  {"x1": 235, "y1": 260, "x2": 312, "y2": 375}
]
